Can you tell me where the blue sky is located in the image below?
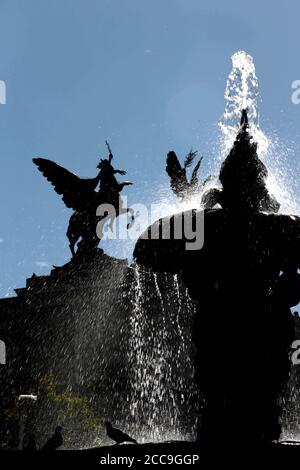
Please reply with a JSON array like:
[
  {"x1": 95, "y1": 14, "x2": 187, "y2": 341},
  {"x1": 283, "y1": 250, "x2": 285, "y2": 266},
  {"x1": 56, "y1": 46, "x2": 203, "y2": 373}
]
[{"x1": 1, "y1": 0, "x2": 300, "y2": 296}]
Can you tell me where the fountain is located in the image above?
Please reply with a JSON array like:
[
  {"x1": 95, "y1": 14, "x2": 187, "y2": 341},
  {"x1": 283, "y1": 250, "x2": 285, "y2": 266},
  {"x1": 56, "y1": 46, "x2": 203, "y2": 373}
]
[
  {"x1": 134, "y1": 53, "x2": 300, "y2": 447},
  {"x1": 1, "y1": 51, "x2": 300, "y2": 450}
]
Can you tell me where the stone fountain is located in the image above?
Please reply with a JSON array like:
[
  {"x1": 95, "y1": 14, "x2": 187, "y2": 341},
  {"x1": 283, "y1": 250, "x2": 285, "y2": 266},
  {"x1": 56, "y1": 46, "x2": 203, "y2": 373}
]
[
  {"x1": 1, "y1": 51, "x2": 300, "y2": 451},
  {"x1": 134, "y1": 109, "x2": 300, "y2": 447}
]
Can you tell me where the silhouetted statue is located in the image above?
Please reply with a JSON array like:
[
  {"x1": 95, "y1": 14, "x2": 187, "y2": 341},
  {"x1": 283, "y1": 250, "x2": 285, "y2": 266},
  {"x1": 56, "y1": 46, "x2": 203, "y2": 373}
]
[
  {"x1": 97, "y1": 142, "x2": 134, "y2": 232},
  {"x1": 41, "y1": 426, "x2": 63, "y2": 451},
  {"x1": 33, "y1": 142, "x2": 134, "y2": 257},
  {"x1": 202, "y1": 110, "x2": 280, "y2": 213},
  {"x1": 134, "y1": 110, "x2": 300, "y2": 447},
  {"x1": 166, "y1": 149, "x2": 213, "y2": 201},
  {"x1": 105, "y1": 421, "x2": 137, "y2": 445},
  {"x1": 23, "y1": 434, "x2": 37, "y2": 451}
]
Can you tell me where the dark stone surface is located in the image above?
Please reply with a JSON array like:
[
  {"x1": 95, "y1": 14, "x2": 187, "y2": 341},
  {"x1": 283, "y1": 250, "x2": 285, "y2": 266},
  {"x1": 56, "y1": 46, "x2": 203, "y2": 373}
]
[{"x1": 134, "y1": 113, "x2": 300, "y2": 446}]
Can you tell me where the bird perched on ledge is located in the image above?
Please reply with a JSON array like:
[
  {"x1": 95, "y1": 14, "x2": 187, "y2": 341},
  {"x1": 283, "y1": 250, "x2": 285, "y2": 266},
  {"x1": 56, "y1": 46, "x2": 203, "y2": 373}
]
[
  {"x1": 105, "y1": 421, "x2": 137, "y2": 445},
  {"x1": 41, "y1": 426, "x2": 63, "y2": 451}
]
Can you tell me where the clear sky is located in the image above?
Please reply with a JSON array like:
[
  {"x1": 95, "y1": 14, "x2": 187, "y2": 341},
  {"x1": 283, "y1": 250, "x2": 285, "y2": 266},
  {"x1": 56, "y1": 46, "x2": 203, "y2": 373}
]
[{"x1": 1, "y1": 0, "x2": 300, "y2": 296}]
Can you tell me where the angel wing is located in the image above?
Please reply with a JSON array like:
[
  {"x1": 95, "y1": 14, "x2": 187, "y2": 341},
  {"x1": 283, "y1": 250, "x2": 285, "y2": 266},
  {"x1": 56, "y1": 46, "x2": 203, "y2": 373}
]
[
  {"x1": 33, "y1": 158, "x2": 99, "y2": 211},
  {"x1": 166, "y1": 151, "x2": 189, "y2": 198},
  {"x1": 190, "y1": 157, "x2": 203, "y2": 188},
  {"x1": 184, "y1": 149, "x2": 198, "y2": 169}
]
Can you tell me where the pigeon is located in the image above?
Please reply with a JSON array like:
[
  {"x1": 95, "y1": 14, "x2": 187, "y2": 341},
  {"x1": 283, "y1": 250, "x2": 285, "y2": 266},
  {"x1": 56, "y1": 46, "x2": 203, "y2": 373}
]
[
  {"x1": 105, "y1": 421, "x2": 137, "y2": 445},
  {"x1": 41, "y1": 426, "x2": 63, "y2": 451}
]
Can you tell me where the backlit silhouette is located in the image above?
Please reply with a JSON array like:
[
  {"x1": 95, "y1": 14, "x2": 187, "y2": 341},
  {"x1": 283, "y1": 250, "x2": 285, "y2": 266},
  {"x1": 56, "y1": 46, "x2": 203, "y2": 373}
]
[
  {"x1": 134, "y1": 110, "x2": 300, "y2": 447},
  {"x1": 33, "y1": 142, "x2": 134, "y2": 257},
  {"x1": 105, "y1": 421, "x2": 137, "y2": 445}
]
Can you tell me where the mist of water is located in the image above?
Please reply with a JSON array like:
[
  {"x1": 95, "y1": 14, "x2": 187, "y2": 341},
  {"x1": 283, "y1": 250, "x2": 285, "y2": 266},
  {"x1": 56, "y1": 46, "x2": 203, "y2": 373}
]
[
  {"x1": 219, "y1": 50, "x2": 300, "y2": 215},
  {"x1": 127, "y1": 50, "x2": 300, "y2": 444},
  {"x1": 145, "y1": 50, "x2": 300, "y2": 224},
  {"x1": 127, "y1": 266, "x2": 197, "y2": 443}
]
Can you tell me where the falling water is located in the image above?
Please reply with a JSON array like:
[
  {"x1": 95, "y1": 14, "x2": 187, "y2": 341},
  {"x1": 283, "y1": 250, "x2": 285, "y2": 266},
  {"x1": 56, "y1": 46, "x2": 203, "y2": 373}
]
[
  {"x1": 220, "y1": 50, "x2": 300, "y2": 442},
  {"x1": 128, "y1": 265, "x2": 197, "y2": 443},
  {"x1": 134, "y1": 50, "x2": 300, "y2": 238},
  {"x1": 127, "y1": 51, "x2": 300, "y2": 444}
]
